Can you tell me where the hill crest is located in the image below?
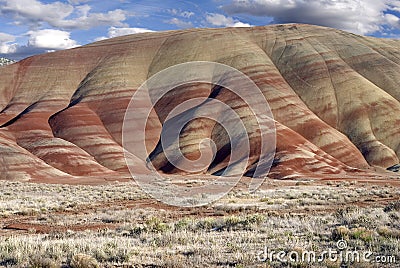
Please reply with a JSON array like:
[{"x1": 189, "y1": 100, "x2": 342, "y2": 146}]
[{"x1": 0, "y1": 23, "x2": 399, "y2": 183}]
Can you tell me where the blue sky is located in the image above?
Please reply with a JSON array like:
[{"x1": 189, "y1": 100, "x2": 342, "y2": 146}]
[{"x1": 1, "y1": 0, "x2": 400, "y2": 60}]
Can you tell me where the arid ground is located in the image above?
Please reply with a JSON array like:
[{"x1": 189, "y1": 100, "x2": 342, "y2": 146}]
[{"x1": 0, "y1": 176, "x2": 399, "y2": 267}]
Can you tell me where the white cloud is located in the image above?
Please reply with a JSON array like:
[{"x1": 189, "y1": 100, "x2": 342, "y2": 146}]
[
  {"x1": 0, "y1": 0, "x2": 73, "y2": 27},
  {"x1": 385, "y1": 13, "x2": 400, "y2": 28},
  {"x1": 95, "y1": 26, "x2": 155, "y2": 41},
  {"x1": 67, "y1": 0, "x2": 91, "y2": 4},
  {"x1": 222, "y1": 0, "x2": 400, "y2": 35},
  {"x1": 166, "y1": 18, "x2": 193, "y2": 28},
  {"x1": 75, "y1": 4, "x2": 91, "y2": 17},
  {"x1": 388, "y1": 0, "x2": 400, "y2": 12},
  {"x1": 0, "y1": 32, "x2": 15, "y2": 43},
  {"x1": 93, "y1": 36, "x2": 108, "y2": 42},
  {"x1": 167, "y1": 9, "x2": 195, "y2": 18},
  {"x1": 206, "y1": 13, "x2": 253, "y2": 27},
  {"x1": 27, "y1": 29, "x2": 78, "y2": 50},
  {"x1": 0, "y1": 32, "x2": 18, "y2": 54},
  {"x1": 0, "y1": 29, "x2": 79, "y2": 60},
  {"x1": 0, "y1": 43, "x2": 18, "y2": 54},
  {"x1": 0, "y1": 0, "x2": 128, "y2": 30},
  {"x1": 108, "y1": 26, "x2": 154, "y2": 38},
  {"x1": 53, "y1": 8, "x2": 128, "y2": 30}
]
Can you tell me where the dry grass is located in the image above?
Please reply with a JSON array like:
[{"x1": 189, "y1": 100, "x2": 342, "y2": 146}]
[
  {"x1": 0, "y1": 181, "x2": 145, "y2": 217},
  {"x1": 0, "y1": 179, "x2": 399, "y2": 267}
]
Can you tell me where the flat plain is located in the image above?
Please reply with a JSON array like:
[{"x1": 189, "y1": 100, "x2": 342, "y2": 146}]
[{"x1": 0, "y1": 178, "x2": 399, "y2": 267}]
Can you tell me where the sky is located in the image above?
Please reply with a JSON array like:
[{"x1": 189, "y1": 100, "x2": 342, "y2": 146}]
[{"x1": 1, "y1": 0, "x2": 400, "y2": 60}]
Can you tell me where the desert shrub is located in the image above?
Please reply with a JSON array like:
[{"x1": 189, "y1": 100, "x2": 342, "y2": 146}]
[
  {"x1": 377, "y1": 226, "x2": 400, "y2": 239},
  {"x1": 224, "y1": 215, "x2": 241, "y2": 230},
  {"x1": 174, "y1": 218, "x2": 192, "y2": 231},
  {"x1": 28, "y1": 254, "x2": 58, "y2": 268},
  {"x1": 69, "y1": 253, "x2": 99, "y2": 268},
  {"x1": 349, "y1": 227, "x2": 374, "y2": 242},
  {"x1": 146, "y1": 217, "x2": 170, "y2": 233},
  {"x1": 332, "y1": 225, "x2": 350, "y2": 240},
  {"x1": 243, "y1": 214, "x2": 265, "y2": 226},
  {"x1": 196, "y1": 217, "x2": 218, "y2": 230},
  {"x1": 221, "y1": 214, "x2": 265, "y2": 231}
]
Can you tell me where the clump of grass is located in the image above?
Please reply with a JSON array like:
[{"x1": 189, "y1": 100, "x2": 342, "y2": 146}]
[
  {"x1": 332, "y1": 225, "x2": 350, "y2": 240},
  {"x1": 29, "y1": 254, "x2": 58, "y2": 268},
  {"x1": 145, "y1": 216, "x2": 170, "y2": 233},
  {"x1": 194, "y1": 214, "x2": 265, "y2": 231},
  {"x1": 69, "y1": 253, "x2": 99, "y2": 268},
  {"x1": 196, "y1": 217, "x2": 218, "y2": 230},
  {"x1": 377, "y1": 226, "x2": 400, "y2": 239},
  {"x1": 349, "y1": 227, "x2": 374, "y2": 242},
  {"x1": 117, "y1": 216, "x2": 171, "y2": 236},
  {"x1": 174, "y1": 218, "x2": 192, "y2": 231}
]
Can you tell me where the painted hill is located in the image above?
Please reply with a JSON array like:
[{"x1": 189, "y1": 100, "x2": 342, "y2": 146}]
[{"x1": 0, "y1": 24, "x2": 399, "y2": 183}]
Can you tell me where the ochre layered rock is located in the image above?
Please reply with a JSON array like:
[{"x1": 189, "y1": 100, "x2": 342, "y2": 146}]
[{"x1": 0, "y1": 24, "x2": 399, "y2": 183}]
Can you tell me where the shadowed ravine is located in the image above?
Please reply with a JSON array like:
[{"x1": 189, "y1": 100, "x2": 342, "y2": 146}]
[{"x1": 0, "y1": 24, "x2": 400, "y2": 183}]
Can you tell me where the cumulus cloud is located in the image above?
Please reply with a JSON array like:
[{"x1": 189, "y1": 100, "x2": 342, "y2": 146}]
[
  {"x1": 54, "y1": 8, "x2": 128, "y2": 30},
  {"x1": 0, "y1": 0, "x2": 128, "y2": 30},
  {"x1": 95, "y1": 26, "x2": 154, "y2": 41},
  {"x1": 206, "y1": 13, "x2": 253, "y2": 27},
  {"x1": 0, "y1": 0, "x2": 73, "y2": 27},
  {"x1": 222, "y1": 0, "x2": 400, "y2": 35},
  {"x1": 166, "y1": 18, "x2": 193, "y2": 28},
  {"x1": 0, "y1": 32, "x2": 18, "y2": 54},
  {"x1": 0, "y1": 29, "x2": 79, "y2": 60},
  {"x1": 385, "y1": 13, "x2": 400, "y2": 28},
  {"x1": 27, "y1": 29, "x2": 78, "y2": 50},
  {"x1": 108, "y1": 26, "x2": 154, "y2": 37}
]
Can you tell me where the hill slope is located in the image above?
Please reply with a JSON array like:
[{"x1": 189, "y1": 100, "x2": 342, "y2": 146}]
[{"x1": 0, "y1": 24, "x2": 399, "y2": 183}]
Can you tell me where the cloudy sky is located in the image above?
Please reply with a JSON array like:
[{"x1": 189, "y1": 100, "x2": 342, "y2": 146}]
[{"x1": 1, "y1": 0, "x2": 400, "y2": 60}]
